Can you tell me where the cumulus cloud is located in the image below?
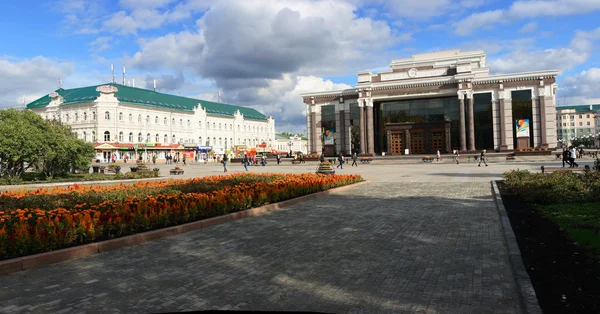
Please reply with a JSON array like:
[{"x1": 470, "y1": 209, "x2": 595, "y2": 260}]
[
  {"x1": 518, "y1": 21, "x2": 538, "y2": 33},
  {"x1": 88, "y1": 36, "x2": 112, "y2": 52},
  {"x1": 144, "y1": 72, "x2": 185, "y2": 92},
  {"x1": 558, "y1": 68, "x2": 600, "y2": 104},
  {"x1": 456, "y1": 0, "x2": 600, "y2": 36},
  {"x1": 0, "y1": 57, "x2": 74, "y2": 108},
  {"x1": 488, "y1": 27, "x2": 600, "y2": 74}
]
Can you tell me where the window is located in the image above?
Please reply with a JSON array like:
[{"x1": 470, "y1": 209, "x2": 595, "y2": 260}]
[
  {"x1": 238, "y1": 125, "x2": 240, "y2": 131},
  {"x1": 164, "y1": 117, "x2": 167, "y2": 125},
  {"x1": 571, "y1": 115, "x2": 574, "y2": 119},
  {"x1": 138, "y1": 114, "x2": 141, "y2": 123},
  {"x1": 75, "y1": 113, "x2": 78, "y2": 121},
  {"x1": 129, "y1": 132, "x2": 133, "y2": 142},
  {"x1": 179, "y1": 138, "x2": 183, "y2": 143},
  {"x1": 105, "y1": 111, "x2": 110, "y2": 120},
  {"x1": 187, "y1": 119, "x2": 190, "y2": 127},
  {"x1": 587, "y1": 114, "x2": 590, "y2": 118},
  {"x1": 172, "y1": 118, "x2": 175, "y2": 125},
  {"x1": 155, "y1": 134, "x2": 159, "y2": 142},
  {"x1": 219, "y1": 123, "x2": 222, "y2": 129},
  {"x1": 172, "y1": 135, "x2": 176, "y2": 143},
  {"x1": 164, "y1": 134, "x2": 168, "y2": 143},
  {"x1": 146, "y1": 115, "x2": 150, "y2": 123},
  {"x1": 199, "y1": 121, "x2": 202, "y2": 128},
  {"x1": 155, "y1": 116, "x2": 159, "y2": 124},
  {"x1": 230, "y1": 124, "x2": 232, "y2": 130},
  {"x1": 92, "y1": 111, "x2": 96, "y2": 120},
  {"x1": 129, "y1": 113, "x2": 133, "y2": 122},
  {"x1": 207, "y1": 138, "x2": 210, "y2": 145},
  {"x1": 579, "y1": 122, "x2": 583, "y2": 126},
  {"x1": 213, "y1": 137, "x2": 216, "y2": 145},
  {"x1": 180, "y1": 119, "x2": 183, "y2": 126},
  {"x1": 65, "y1": 114, "x2": 69, "y2": 122},
  {"x1": 83, "y1": 131, "x2": 87, "y2": 142},
  {"x1": 199, "y1": 137, "x2": 203, "y2": 145},
  {"x1": 219, "y1": 137, "x2": 222, "y2": 145},
  {"x1": 146, "y1": 133, "x2": 150, "y2": 142},
  {"x1": 213, "y1": 122, "x2": 216, "y2": 129},
  {"x1": 571, "y1": 122, "x2": 575, "y2": 126},
  {"x1": 587, "y1": 122, "x2": 591, "y2": 126},
  {"x1": 225, "y1": 138, "x2": 228, "y2": 148},
  {"x1": 119, "y1": 112, "x2": 123, "y2": 121},
  {"x1": 92, "y1": 131, "x2": 97, "y2": 141},
  {"x1": 579, "y1": 114, "x2": 583, "y2": 119},
  {"x1": 563, "y1": 123, "x2": 566, "y2": 126},
  {"x1": 118, "y1": 132, "x2": 123, "y2": 142},
  {"x1": 138, "y1": 133, "x2": 143, "y2": 142}
]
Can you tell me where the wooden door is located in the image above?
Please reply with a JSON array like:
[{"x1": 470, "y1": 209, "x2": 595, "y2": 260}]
[
  {"x1": 390, "y1": 131, "x2": 404, "y2": 155},
  {"x1": 429, "y1": 129, "x2": 445, "y2": 153},
  {"x1": 410, "y1": 130, "x2": 425, "y2": 154}
]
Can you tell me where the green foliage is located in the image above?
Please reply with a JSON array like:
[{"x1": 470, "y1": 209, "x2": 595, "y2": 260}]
[
  {"x1": 571, "y1": 136, "x2": 595, "y2": 148},
  {"x1": 503, "y1": 169, "x2": 600, "y2": 204},
  {"x1": 0, "y1": 109, "x2": 94, "y2": 178}
]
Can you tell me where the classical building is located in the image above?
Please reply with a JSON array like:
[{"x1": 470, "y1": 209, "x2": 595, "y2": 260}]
[
  {"x1": 301, "y1": 49, "x2": 559, "y2": 156},
  {"x1": 555, "y1": 104, "x2": 600, "y2": 147},
  {"x1": 26, "y1": 83, "x2": 275, "y2": 161},
  {"x1": 275, "y1": 134, "x2": 308, "y2": 155}
]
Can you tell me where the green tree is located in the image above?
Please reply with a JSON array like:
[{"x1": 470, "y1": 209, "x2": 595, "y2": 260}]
[
  {"x1": 0, "y1": 109, "x2": 49, "y2": 177},
  {"x1": 0, "y1": 109, "x2": 94, "y2": 178}
]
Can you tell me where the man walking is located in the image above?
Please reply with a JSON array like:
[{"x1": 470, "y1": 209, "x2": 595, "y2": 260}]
[
  {"x1": 222, "y1": 154, "x2": 228, "y2": 172},
  {"x1": 569, "y1": 146, "x2": 579, "y2": 168},
  {"x1": 336, "y1": 153, "x2": 344, "y2": 169},
  {"x1": 562, "y1": 148, "x2": 571, "y2": 168},
  {"x1": 478, "y1": 149, "x2": 488, "y2": 167},
  {"x1": 242, "y1": 153, "x2": 249, "y2": 171},
  {"x1": 351, "y1": 152, "x2": 358, "y2": 167}
]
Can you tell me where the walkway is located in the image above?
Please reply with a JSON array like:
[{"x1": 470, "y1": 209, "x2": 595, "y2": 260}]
[{"x1": 0, "y1": 164, "x2": 523, "y2": 313}]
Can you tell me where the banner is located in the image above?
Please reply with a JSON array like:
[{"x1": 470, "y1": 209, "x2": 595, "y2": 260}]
[
  {"x1": 515, "y1": 119, "x2": 530, "y2": 138},
  {"x1": 324, "y1": 129, "x2": 335, "y2": 145}
]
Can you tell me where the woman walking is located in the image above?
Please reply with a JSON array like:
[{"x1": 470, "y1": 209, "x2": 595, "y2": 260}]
[
  {"x1": 478, "y1": 149, "x2": 488, "y2": 167},
  {"x1": 222, "y1": 154, "x2": 228, "y2": 172}
]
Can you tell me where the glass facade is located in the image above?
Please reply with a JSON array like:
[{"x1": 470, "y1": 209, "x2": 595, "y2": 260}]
[
  {"x1": 473, "y1": 93, "x2": 494, "y2": 150},
  {"x1": 511, "y1": 90, "x2": 533, "y2": 147},
  {"x1": 376, "y1": 96, "x2": 460, "y2": 153}
]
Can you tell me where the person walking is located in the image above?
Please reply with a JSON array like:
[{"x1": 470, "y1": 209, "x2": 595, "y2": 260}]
[
  {"x1": 562, "y1": 148, "x2": 571, "y2": 167},
  {"x1": 276, "y1": 154, "x2": 281, "y2": 164},
  {"x1": 222, "y1": 154, "x2": 228, "y2": 172},
  {"x1": 183, "y1": 155, "x2": 187, "y2": 166},
  {"x1": 569, "y1": 146, "x2": 579, "y2": 168},
  {"x1": 478, "y1": 149, "x2": 488, "y2": 167},
  {"x1": 436, "y1": 149, "x2": 441, "y2": 162},
  {"x1": 242, "y1": 153, "x2": 249, "y2": 171},
  {"x1": 336, "y1": 153, "x2": 344, "y2": 169},
  {"x1": 454, "y1": 150, "x2": 460, "y2": 164},
  {"x1": 351, "y1": 152, "x2": 358, "y2": 167},
  {"x1": 319, "y1": 154, "x2": 325, "y2": 163}
]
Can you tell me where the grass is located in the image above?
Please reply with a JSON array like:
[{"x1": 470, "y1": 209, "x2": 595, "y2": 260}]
[{"x1": 537, "y1": 202, "x2": 600, "y2": 258}]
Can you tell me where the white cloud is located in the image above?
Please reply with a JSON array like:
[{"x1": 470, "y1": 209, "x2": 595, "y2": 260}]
[
  {"x1": 0, "y1": 57, "x2": 74, "y2": 108},
  {"x1": 89, "y1": 37, "x2": 112, "y2": 52},
  {"x1": 118, "y1": 0, "x2": 175, "y2": 9},
  {"x1": 519, "y1": 21, "x2": 538, "y2": 33},
  {"x1": 558, "y1": 68, "x2": 600, "y2": 105},
  {"x1": 488, "y1": 27, "x2": 600, "y2": 74},
  {"x1": 456, "y1": 0, "x2": 600, "y2": 36}
]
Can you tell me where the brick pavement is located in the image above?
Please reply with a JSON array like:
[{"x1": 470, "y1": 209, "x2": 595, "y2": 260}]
[{"x1": 0, "y1": 174, "x2": 521, "y2": 313}]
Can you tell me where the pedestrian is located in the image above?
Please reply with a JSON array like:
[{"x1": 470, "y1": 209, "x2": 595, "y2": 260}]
[
  {"x1": 222, "y1": 154, "x2": 228, "y2": 172},
  {"x1": 300, "y1": 153, "x2": 305, "y2": 163},
  {"x1": 276, "y1": 154, "x2": 281, "y2": 164},
  {"x1": 478, "y1": 149, "x2": 488, "y2": 167},
  {"x1": 336, "y1": 153, "x2": 344, "y2": 169},
  {"x1": 351, "y1": 152, "x2": 358, "y2": 167},
  {"x1": 242, "y1": 153, "x2": 249, "y2": 172},
  {"x1": 319, "y1": 154, "x2": 325, "y2": 163},
  {"x1": 436, "y1": 149, "x2": 441, "y2": 161},
  {"x1": 183, "y1": 155, "x2": 187, "y2": 166},
  {"x1": 454, "y1": 150, "x2": 460, "y2": 164},
  {"x1": 569, "y1": 146, "x2": 578, "y2": 168},
  {"x1": 562, "y1": 148, "x2": 571, "y2": 168},
  {"x1": 152, "y1": 154, "x2": 156, "y2": 165}
]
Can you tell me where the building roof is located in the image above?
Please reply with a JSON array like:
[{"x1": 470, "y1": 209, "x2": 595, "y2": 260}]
[
  {"x1": 26, "y1": 83, "x2": 268, "y2": 121},
  {"x1": 556, "y1": 104, "x2": 600, "y2": 113}
]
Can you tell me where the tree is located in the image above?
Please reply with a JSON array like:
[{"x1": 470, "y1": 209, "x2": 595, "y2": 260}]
[
  {"x1": 571, "y1": 135, "x2": 595, "y2": 148},
  {"x1": 0, "y1": 109, "x2": 94, "y2": 178},
  {"x1": 351, "y1": 125, "x2": 361, "y2": 153}
]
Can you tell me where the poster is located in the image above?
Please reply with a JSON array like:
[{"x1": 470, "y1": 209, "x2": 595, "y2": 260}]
[
  {"x1": 324, "y1": 129, "x2": 335, "y2": 145},
  {"x1": 515, "y1": 119, "x2": 530, "y2": 138}
]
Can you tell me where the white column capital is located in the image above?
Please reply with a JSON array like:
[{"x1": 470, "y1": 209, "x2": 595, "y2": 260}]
[
  {"x1": 457, "y1": 90, "x2": 465, "y2": 99},
  {"x1": 538, "y1": 87, "x2": 546, "y2": 97},
  {"x1": 357, "y1": 98, "x2": 364, "y2": 107},
  {"x1": 365, "y1": 98, "x2": 374, "y2": 107},
  {"x1": 498, "y1": 90, "x2": 505, "y2": 100},
  {"x1": 465, "y1": 90, "x2": 474, "y2": 99}
]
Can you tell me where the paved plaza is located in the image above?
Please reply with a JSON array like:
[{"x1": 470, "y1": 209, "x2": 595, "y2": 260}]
[{"x1": 0, "y1": 158, "x2": 594, "y2": 313}]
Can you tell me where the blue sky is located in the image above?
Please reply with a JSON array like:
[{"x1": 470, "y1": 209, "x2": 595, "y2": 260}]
[{"x1": 2, "y1": 0, "x2": 600, "y2": 133}]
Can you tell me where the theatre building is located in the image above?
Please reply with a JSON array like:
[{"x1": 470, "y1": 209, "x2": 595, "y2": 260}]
[{"x1": 301, "y1": 50, "x2": 559, "y2": 156}]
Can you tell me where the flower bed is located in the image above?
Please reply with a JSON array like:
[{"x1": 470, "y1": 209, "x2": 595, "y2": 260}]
[{"x1": 0, "y1": 173, "x2": 362, "y2": 260}]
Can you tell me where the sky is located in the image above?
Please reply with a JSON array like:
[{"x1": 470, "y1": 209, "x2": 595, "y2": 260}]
[{"x1": 1, "y1": 0, "x2": 600, "y2": 134}]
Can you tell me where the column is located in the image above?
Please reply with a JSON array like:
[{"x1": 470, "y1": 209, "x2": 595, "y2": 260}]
[
  {"x1": 359, "y1": 99, "x2": 366, "y2": 155},
  {"x1": 335, "y1": 109, "x2": 343, "y2": 154},
  {"x1": 531, "y1": 95, "x2": 540, "y2": 147},
  {"x1": 538, "y1": 87, "x2": 548, "y2": 147},
  {"x1": 498, "y1": 96, "x2": 507, "y2": 150},
  {"x1": 311, "y1": 111, "x2": 317, "y2": 154},
  {"x1": 344, "y1": 110, "x2": 352, "y2": 154},
  {"x1": 366, "y1": 99, "x2": 375, "y2": 155},
  {"x1": 502, "y1": 91, "x2": 514, "y2": 150},
  {"x1": 458, "y1": 91, "x2": 467, "y2": 152},
  {"x1": 314, "y1": 110, "x2": 322, "y2": 154},
  {"x1": 306, "y1": 105, "x2": 313, "y2": 153},
  {"x1": 467, "y1": 91, "x2": 475, "y2": 152}
]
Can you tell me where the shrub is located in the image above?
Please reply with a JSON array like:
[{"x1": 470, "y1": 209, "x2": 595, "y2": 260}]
[{"x1": 504, "y1": 170, "x2": 599, "y2": 204}]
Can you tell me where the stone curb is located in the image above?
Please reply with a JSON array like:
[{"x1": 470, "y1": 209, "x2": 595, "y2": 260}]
[
  {"x1": 0, "y1": 180, "x2": 370, "y2": 276},
  {"x1": 490, "y1": 181, "x2": 542, "y2": 314}
]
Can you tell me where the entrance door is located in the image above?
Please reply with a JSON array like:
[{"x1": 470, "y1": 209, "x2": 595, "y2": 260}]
[
  {"x1": 429, "y1": 129, "x2": 445, "y2": 153},
  {"x1": 390, "y1": 131, "x2": 404, "y2": 155},
  {"x1": 410, "y1": 130, "x2": 425, "y2": 154}
]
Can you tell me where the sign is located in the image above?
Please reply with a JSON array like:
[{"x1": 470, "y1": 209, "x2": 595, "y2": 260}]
[
  {"x1": 324, "y1": 129, "x2": 335, "y2": 145},
  {"x1": 258, "y1": 144, "x2": 267, "y2": 148},
  {"x1": 516, "y1": 119, "x2": 530, "y2": 138},
  {"x1": 145, "y1": 143, "x2": 156, "y2": 147},
  {"x1": 96, "y1": 85, "x2": 119, "y2": 94}
]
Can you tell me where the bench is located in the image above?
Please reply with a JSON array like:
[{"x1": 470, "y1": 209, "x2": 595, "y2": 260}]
[
  {"x1": 540, "y1": 165, "x2": 589, "y2": 174},
  {"x1": 169, "y1": 170, "x2": 184, "y2": 175}
]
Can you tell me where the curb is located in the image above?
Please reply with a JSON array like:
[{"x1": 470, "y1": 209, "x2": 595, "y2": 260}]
[
  {"x1": 0, "y1": 180, "x2": 370, "y2": 276},
  {"x1": 490, "y1": 181, "x2": 542, "y2": 314}
]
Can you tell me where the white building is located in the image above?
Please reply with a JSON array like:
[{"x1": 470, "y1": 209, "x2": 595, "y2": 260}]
[
  {"x1": 26, "y1": 83, "x2": 275, "y2": 161},
  {"x1": 275, "y1": 134, "x2": 308, "y2": 155}
]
